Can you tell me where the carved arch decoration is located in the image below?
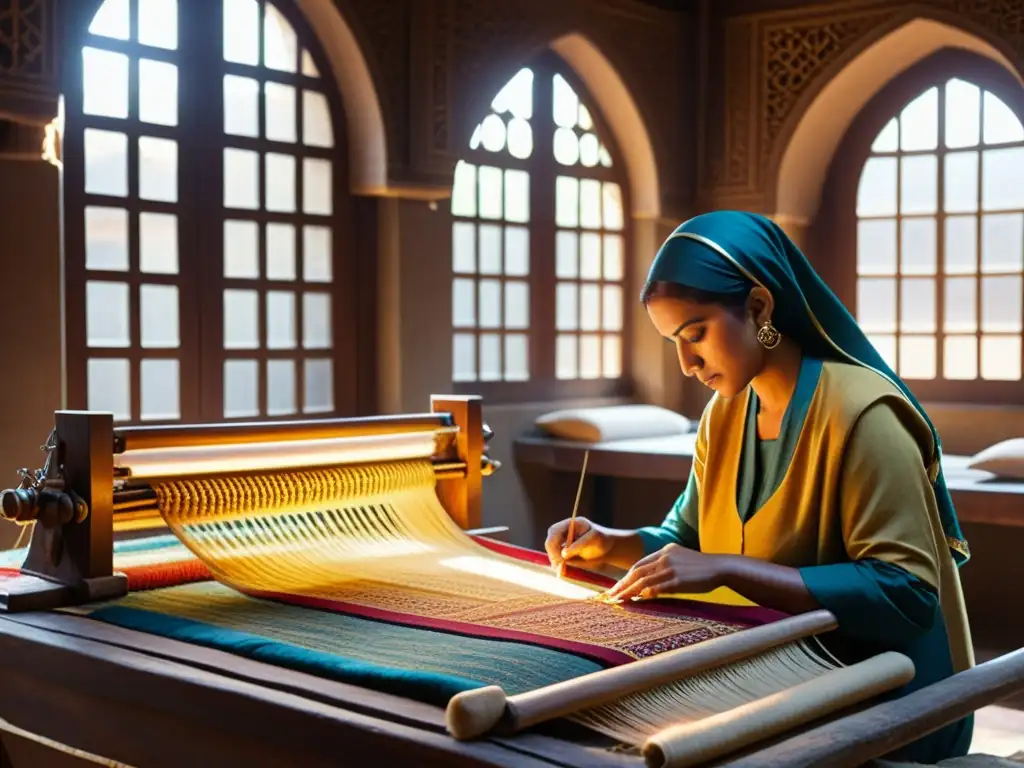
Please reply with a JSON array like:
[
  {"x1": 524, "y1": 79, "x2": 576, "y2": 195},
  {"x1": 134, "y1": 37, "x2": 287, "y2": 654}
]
[
  {"x1": 773, "y1": 10, "x2": 1022, "y2": 226},
  {"x1": 0, "y1": 0, "x2": 58, "y2": 122},
  {"x1": 710, "y1": 0, "x2": 1024, "y2": 222},
  {"x1": 0, "y1": 0, "x2": 61, "y2": 160}
]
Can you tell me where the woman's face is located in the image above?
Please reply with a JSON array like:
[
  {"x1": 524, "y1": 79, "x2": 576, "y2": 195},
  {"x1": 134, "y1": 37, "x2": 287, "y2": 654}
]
[{"x1": 645, "y1": 289, "x2": 771, "y2": 399}]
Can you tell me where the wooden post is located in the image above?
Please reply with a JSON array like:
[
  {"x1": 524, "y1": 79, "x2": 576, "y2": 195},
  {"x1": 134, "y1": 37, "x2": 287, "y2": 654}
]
[
  {"x1": 430, "y1": 395, "x2": 483, "y2": 530},
  {"x1": 7, "y1": 411, "x2": 126, "y2": 611},
  {"x1": 54, "y1": 411, "x2": 115, "y2": 580}
]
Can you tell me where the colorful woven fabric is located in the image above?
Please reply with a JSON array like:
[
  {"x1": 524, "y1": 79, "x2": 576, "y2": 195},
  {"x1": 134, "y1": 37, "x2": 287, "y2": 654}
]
[
  {"x1": 82, "y1": 580, "x2": 604, "y2": 703},
  {"x1": 4, "y1": 519, "x2": 795, "y2": 712},
  {"x1": 0, "y1": 528, "x2": 822, "y2": 732},
  {"x1": 0, "y1": 534, "x2": 212, "y2": 590},
  {"x1": 250, "y1": 537, "x2": 787, "y2": 665},
  {"x1": 72, "y1": 535, "x2": 788, "y2": 706},
  {"x1": 6, "y1": 531, "x2": 787, "y2": 668}
]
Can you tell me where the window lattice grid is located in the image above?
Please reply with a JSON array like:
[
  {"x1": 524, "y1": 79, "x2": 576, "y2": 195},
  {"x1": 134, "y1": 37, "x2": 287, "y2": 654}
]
[
  {"x1": 451, "y1": 64, "x2": 628, "y2": 389},
  {"x1": 554, "y1": 178, "x2": 626, "y2": 380},
  {"x1": 856, "y1": 77, "x2": 1024, "y2": 383},
  {"x1": 218, "y1": 0, "x2": 337, "y2": 419},
  {"x1": 68, "y1": 0, "x2": 346, "y2": 424},
  {"x1": 75, "y1": 0, "x2": 187, "y2": 424}
]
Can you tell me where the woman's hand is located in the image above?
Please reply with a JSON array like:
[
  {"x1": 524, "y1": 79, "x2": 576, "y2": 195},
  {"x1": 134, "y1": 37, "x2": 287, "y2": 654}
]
[
  {"x1": 601, "y1": 544, "x2": 728, "y2": 602},
  {"x1": 545, "y1": 517, "x2": 617, "y2": 570}
]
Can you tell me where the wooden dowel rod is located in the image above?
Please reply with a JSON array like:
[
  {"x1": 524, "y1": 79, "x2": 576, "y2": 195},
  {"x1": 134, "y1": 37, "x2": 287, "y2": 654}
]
[
  {"x1": 113, "y1": 488, "x2": 157, "y2": 502},
  {"x1": 717, "y1": 647, "x2": 1024, "y2": 768},
  {"x1": 642, "y1": 652, "x2": 914, "y2": 768},
  {"x1": 113, "y1": 414, "x2": 451, "y2": 452},
  {"x1": 112, "y1": 516, "x2": 166, "y2": 533},
  {"x1": 112, "y1": 498, "x2": 157, "y2": 513},
  {"x1": 111, "y1": 461, "x2": 469, "y2": 498},
  {"x1": 445, "y1": 609, "x2": 838, "y2": 740}
]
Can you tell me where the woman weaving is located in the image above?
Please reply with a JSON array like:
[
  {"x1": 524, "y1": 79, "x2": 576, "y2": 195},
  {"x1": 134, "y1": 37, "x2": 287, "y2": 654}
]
[{"x1": 545, "y1": 210, "x2": 975, "y2": 763}]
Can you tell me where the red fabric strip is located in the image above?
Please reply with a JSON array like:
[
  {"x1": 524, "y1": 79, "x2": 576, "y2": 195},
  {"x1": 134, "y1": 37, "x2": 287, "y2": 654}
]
[{"x1": 249, "y1": 589, "x2": 636, "y2": 666}]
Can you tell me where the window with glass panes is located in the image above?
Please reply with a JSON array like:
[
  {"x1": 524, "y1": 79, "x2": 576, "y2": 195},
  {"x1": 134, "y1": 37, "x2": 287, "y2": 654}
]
[
  {"x1": 450, "y1": 57, "x2": 629, "y2": 400},
  {"x1": 66, "y1": 0, "x2": 352, "y2": 424},
  {"x1": 855, "y1": 77, "x2": 1024, "y2": 397}
]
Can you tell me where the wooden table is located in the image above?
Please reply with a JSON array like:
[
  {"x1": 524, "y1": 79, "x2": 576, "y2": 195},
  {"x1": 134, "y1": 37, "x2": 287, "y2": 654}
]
[{"x1": 514, "y1": 432, "x2": 1024, "y2": 529}]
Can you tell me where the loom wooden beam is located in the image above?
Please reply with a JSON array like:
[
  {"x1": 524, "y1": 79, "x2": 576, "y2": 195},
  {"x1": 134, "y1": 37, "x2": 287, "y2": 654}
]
[
  {"x1": 113, "y1": 413, "x2": 451, "y2": 452},
  {"x1": 446, "y1": 609, "x2": 838, "y2": 740},
  {"x1": 717, "y1": 646, "x2": 1024, "y2": 768},
  {"x1": 431, "y1": 395, "x2": 484, "y2": 530},
  {"x1": 55, "y1": 411, "x2": 114, "y2": 580}
]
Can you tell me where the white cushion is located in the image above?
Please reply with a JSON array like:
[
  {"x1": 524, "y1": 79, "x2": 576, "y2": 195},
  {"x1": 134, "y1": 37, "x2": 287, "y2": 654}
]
[
  {"x1": 535, "y1": 405, "x2": 692, "y2": 443},
  {"x1": 966, "y1": 438, "x2": 1024, "y2": 480}
]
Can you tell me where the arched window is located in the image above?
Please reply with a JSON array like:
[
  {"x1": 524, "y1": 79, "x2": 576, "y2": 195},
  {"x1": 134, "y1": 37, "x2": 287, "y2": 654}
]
[
  {"x1": 450, "y1": 54, "x2": 630, "y2": 402},
  {"x1": 66, "y1": 0, "x2": 351, "y2": 424},
  {"x1": 845, "y1": 52, "x2": 1024, "y2": 403}
]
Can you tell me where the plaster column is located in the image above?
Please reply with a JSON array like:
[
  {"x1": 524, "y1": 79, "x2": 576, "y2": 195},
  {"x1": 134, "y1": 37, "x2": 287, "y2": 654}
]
[
  {"x1": 771, "y1": 214, "x2": 812, "y2": 252},
  {"x1": 0, "y1": 150, "x2": 64, "y2": 548},
  {"x1": 630, "y1": 216, "x2": 687, "y2": 413},
  {"x1": 376, "y1": 195, "x2": 454, "y2": 414}
]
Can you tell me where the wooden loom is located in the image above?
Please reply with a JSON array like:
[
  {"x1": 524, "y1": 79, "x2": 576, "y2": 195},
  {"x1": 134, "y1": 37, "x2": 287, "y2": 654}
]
[{"x1": 0, "y1": 397, "x2": 1019, "y2": 768}]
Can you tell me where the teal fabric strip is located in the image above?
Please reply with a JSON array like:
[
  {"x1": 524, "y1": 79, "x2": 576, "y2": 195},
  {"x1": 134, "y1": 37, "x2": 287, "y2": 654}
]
[
  {"x1": 637, "y1": 470, "x2": 701, "y2": 555},
  {"x1": 89, "y1": 605, "x2": 484, "y2": 705},
  {"x1": 85, "y1": 582, "x2": 604, "y2": 701},
  {"x1": 0, "y1": 533, "x2": 188, "y2": 568},
  {"x1": 0, "y1": 548, "x2": 23, "y2": 568},
  {"x1": 799, "y1": 558, "x2": 972, "y2": 763},
  {"x1": 112, "y1": 534, "x2": 185, "y2": 554},
  {"x1": 736, "y1": 357, "x2": 822, "y2": 523},
  {"x1": 799, "y1": 559, "x2": 938, "y2": 645}
]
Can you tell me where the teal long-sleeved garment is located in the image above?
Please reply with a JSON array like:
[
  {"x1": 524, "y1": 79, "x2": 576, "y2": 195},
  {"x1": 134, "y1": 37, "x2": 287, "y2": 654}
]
[{"x1": 635, "y1": 358, "x2": 971, "y2": 763}]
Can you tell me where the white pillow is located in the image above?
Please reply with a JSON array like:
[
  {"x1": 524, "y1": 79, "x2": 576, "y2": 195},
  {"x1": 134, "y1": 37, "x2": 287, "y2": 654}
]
[
  {"x1": 966, "y1": 438, "x2": 1024, "y2": 480},
  {"x1": 535, "y1": 404, "x2": 691, "y2": 443}
]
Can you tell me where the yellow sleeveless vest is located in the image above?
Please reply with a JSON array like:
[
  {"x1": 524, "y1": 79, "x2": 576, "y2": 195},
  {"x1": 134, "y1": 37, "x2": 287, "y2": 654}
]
[{"x1": 694, "y1": 361, "x2": 974, "y2": 671}]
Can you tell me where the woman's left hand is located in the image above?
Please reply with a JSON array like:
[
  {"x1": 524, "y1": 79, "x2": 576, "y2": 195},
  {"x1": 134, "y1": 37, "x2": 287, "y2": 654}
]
[{"x1": 601, "y1": 544, "x2": 730, "y2": 602}]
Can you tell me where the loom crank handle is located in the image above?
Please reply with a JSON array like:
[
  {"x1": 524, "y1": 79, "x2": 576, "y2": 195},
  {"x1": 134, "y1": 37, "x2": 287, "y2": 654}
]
[
  {"x1": 0, "y1": 430, "x2": 89, "y2": 527},
  {"x1": 445, "y1": 609, "x2": 838, "y2": 741},
  {"x1": 0, "y1": 487, "x2": 86, "y2": 527}
]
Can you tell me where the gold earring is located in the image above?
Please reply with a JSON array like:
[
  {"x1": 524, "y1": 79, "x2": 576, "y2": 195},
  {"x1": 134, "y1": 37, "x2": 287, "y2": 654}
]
[{"x1": 757, "y1": 322, "x2": 781, "y2": 350}]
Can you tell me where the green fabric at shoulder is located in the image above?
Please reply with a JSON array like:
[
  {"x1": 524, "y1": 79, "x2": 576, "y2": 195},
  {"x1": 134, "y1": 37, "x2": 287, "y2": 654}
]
[
  {"x1": 736, "y1": 356, "x2": 822, "y2": 523},
  {"x1": 90, "y1": 605, "x2": 485, "y2": 705}
]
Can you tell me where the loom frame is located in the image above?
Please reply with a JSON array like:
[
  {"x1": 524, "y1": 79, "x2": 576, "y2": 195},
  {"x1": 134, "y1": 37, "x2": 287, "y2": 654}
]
[
  {"x1": 3, "y1": 400, "x2": 1024, "y2": 764},
  {"x1": 0, "y1": 610, "x2": 1022, "y2": 767},
  {"x1": 0, "y1": 395, "x2": 490, "y2": 612}
]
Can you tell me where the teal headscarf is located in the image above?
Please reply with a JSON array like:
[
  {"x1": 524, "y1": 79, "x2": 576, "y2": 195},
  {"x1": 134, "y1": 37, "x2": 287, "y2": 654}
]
[{"x1": 643, "y1": 210, "x2": 969, "y2": 565}]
